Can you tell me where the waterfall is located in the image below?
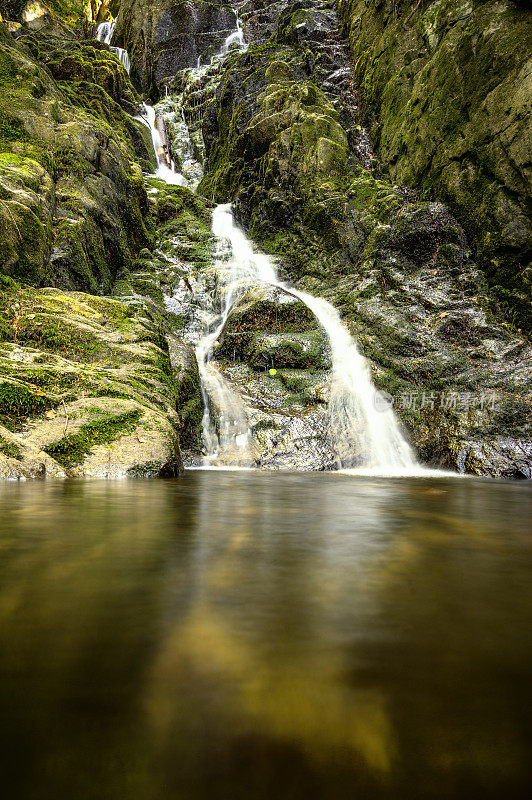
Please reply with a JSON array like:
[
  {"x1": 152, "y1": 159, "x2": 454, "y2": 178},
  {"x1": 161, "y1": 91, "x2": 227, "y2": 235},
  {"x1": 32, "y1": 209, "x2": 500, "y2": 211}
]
[
  {"x1": 95, "y1": 21, "x2": 115, "y2": 44},
  {"x1": 137, "y1": 11, "x2": 249, "y2": 190},
  {"x1": 95, "y1": 20, "x2": 131, "y2": 73},
  {"x1": 219, "y1": 14, "x2": 248, "y2": 58},
  {"x1": 95, "y1": 24, "x2": 185, "y2": 183},
  {"x1": 279, "y1": 287, "x2": 416, "y2": 471},
  {"x1": 94, "y1": 25, "x2": 172, "y2": 179},
  {"x1": 194, "y1": 206, "x2": 277, "y2": 466},
  {"x1": 197, "y1": 11, "x2": 248, "y2": 67},
  {"x1": 137, "y1": 103, "x2": 187, "y2": 185},
  {"x1": 124, "y1": 10, "x2": 415, "y2": 472},
  {"x1": 112, "y1": 47, "x2": 130, "y2": 73},
  {"x1": 197, "y1": 206, "x2": 417, "y2": 472}
]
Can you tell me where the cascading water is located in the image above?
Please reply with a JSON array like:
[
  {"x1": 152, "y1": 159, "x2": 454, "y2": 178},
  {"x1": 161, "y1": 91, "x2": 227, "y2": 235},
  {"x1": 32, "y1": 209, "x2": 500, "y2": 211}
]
[
  {"x1": 280, "y1": 288, "x2": 416, "y2": 472},
  {"x1": 199, "y1": 206, "x2": 417, "y2": 472},
  {"x1": 197, "y1": 11, "x2": 248, "y2": 67},
  {"x1": 95, "y1": 20, "x2": 131, "y2": 73},
  {"x1": 95, "y1": 20, "x2": 115, "y2": 44},
  {"x1": 218, "y1": 13, "x2": 248, "y2": 58},
  {"x1": 108, "y1": 8, "x2": 415, "y2": 472},
  {"x1": 95, "y1": 24, "x2": 175, "y2": 181},
  {"x1": 194, "y1": 206, "x2": 278, "y2": 466},
  {"x1": 95, "y1": 21, "x2": 183, "y2": 183}
]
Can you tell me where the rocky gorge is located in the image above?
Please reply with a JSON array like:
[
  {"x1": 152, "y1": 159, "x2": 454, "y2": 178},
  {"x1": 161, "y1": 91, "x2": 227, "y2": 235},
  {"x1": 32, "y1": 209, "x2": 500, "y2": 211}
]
[{"x1": 0, "y1": 0, "x2": 531, "y2": 479}]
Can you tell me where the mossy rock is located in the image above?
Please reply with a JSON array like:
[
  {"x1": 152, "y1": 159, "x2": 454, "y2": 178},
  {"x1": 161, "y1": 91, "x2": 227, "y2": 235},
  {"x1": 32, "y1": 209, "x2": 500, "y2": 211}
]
[
  {"x1": 241, "y1": 331, "x2": 330, "y2": 371},
  {"x1": 0, "y1": 281, "x2": 187, "y2": 476},
  {"x1": 337, "y1": 0, "x2": 532, "y2": 329},
  {"x1": 0, "y1": 28, "x2": 154, "y2": 291}
]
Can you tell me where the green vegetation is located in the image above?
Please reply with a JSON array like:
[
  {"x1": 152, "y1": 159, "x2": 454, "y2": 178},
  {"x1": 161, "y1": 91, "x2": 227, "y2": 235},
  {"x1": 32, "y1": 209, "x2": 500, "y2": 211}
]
[
  {"x1": 0, "y1": 26, "x2": 153, "y2": 290},
  {"x1": 0, "y1": 0, "x2": 530, "y2": 478},
  {"x1": 0, "y1": 379, "x2": 49, "y2": 427},
  {"x1": 0, "y1": 1, "x2": 26, "y2": 21},
  {"x1": 127, "y1": 460, "x2": 164, "y2": 477},
  {"x1": 337, "y1": 0, "x2": 532, "y2": 330},
  {"x1": 0, "y1": 435, "x2": 22, "y2": 459},
  {"x1": 44, "y1": 409, "x2": 142, "y2": 468}
]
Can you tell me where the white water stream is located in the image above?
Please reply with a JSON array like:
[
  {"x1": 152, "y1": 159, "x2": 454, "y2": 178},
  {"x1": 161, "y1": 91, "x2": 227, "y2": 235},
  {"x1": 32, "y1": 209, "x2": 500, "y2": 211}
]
[
  {"x1": 95, "y1": 22, "x2": 182, "y2": 183},
  {"x1": 194, "y1": 207, "x2": 276, "y2": 466},
  {"x1": 218, "y1": 13, "x2": 248, "y2": 59},
  {"x1": 95, "y1": 21, "x2": 131, "y2": 73},
  {"x1": 197, "y1": 11, "x2": 248, "y2": 67}
]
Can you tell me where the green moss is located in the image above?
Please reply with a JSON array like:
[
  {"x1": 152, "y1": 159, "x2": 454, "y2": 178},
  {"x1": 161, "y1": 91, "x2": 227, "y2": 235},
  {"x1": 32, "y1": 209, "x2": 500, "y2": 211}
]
[
  {"x1": 0, "y1": 1, "x2": 26, "y2": 20},
  {"x1": 282, "y1": 390, "x2": 321, "y2": 409},
  {"x1": 58, "y1": 79, "x2": 138, "y2": 153},
  {"x1": 245, "y1": 331, "x2": 330, "y2": 371},
  {"x1": 0, "y1": 304, "x2": 118, "y2": 362},
  {"x1": 0, "y1": 29, "x2": 155, "y2": 294},
  {"x1": 228, "y1": 298, "x2": 315, "y2": 333},
  {"x1": 0, "y1": 116, "x2": 29, "y2": 150},
  {"x1": 44, "y1": 409, "x2": 143, "y2": 468},
  {"x1": 277, "y1": 372, "x2": 311, "y2": 394},
  {"x1": 0, "y1": 380, "x2": 49, "y2": 427},
  {"x1": 83, "y1": 295, "x2": 134, "y2": 326},
  {"x1": 337, "y1": 0, "x2": 532, "y2": 329},
  {"x1": 92, "y1": 387, "x2": 135, "y2": 400},
  {"x1": 127, "y1": 460, "x2": 164, "y2": 477},
  {"x1": 0, "y1": 435, "x2": 22, "y2": 460},
  {"x1": 46, "y1": 0, "x2": 88, "y2": 26},
  {"x1": 45, "y1": 145, "x2": 90, "y2": 180}
]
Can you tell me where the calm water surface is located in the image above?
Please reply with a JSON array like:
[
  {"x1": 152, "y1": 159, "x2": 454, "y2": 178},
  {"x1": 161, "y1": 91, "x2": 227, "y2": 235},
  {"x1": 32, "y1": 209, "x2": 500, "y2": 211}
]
[{"x1": 0, "y1": 473, "x2": 531, "y2": 799}]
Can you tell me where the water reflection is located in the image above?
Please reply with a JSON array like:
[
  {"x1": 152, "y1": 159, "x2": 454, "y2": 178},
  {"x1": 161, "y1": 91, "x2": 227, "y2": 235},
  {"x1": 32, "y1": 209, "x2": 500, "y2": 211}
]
[{"x1": 0, "y1": 475, "x2": 531, "y2": 799}]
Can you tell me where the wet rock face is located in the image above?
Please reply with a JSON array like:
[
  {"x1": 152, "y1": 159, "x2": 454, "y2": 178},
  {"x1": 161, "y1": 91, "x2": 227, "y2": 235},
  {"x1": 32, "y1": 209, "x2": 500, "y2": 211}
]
[
  {"x1": 154, "y1": 2, "x2": 236, "y2": 84},
  {"x1": 21, "y1": 36, "x2": 139, "y2": 111},
  {"x1": 1, "y1": 1, "x2": 530, "y2": 478},
  {"x1": 337, "y1": 0, "x2": 532, "y2": 332},
  {"x1": 208, "y1": 289, "x2": 334, "y2": 470},
  {"x1": 114, "y1": 0, "x2": 237, "y2": 94}
]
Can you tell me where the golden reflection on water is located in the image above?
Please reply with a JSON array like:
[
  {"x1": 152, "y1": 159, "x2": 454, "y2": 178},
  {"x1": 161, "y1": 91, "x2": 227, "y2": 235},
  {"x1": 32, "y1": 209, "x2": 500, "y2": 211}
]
[
  {"x1": 145, "y1": 601, "x2": 394, "y2": 780},
  {"x1": 0, "y1": 475, "x2": 531, "y2": 799}
]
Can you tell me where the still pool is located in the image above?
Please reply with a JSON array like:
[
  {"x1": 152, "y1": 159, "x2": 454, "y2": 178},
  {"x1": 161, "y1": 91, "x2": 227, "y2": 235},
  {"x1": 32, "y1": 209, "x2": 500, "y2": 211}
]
[{"x1": 0, "y1": 473, "x2": 531, "y2": 799}]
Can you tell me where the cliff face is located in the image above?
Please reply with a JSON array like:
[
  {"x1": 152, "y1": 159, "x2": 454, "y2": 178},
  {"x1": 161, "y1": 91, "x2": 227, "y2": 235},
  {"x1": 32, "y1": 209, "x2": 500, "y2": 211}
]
[
  {"x1": 113, "y1": 0, "x2": 236, "y2": 95},
  {"x1": 0, "y1": 7, "x2": 188, "y2": 477},
  {"x1": 337, "y1": 0, "x2": 532, "y2": 329}
]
